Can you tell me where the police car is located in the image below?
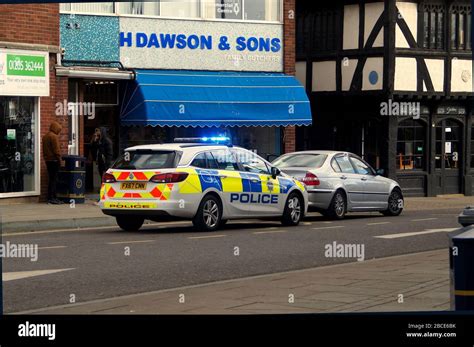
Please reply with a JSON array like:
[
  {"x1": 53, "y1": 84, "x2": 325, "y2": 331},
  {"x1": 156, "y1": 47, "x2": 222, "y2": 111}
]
[{"x1": 99, "y1": 137, "x2": 308, "y2": 232}]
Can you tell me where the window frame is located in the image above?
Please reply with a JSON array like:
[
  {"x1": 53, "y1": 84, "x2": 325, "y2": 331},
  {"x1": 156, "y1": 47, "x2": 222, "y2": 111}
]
[
  {"x1": 449, "y1": 4, "x2": 472, "y2": 51},
  {"x1": 419, "y1": 3, "x2": 446, "y2": 50},
  {"x1": 396, "y1": 119, "x2": 427, "y2": 172},
  {"x1": 60, "y1": 0, "x2": 284, "y2": 24}
]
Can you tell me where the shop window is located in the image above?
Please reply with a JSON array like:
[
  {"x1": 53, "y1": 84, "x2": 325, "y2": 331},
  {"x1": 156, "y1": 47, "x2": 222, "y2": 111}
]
[
  {"x1": 0, "y1": 97, "x2": 37, "y2": 195},
  {"x1": 450, "y1": 4, "x2": 472, "y2": 50},
  {"x1": 396, "y1": 119, "x2": 426, "y2": 171},
  {"x1": 420, "y1": 4, "x2": 445, "y2": 50},
  {"x1": 244, "y1": 0, "x2": 280, "y2": 21}
]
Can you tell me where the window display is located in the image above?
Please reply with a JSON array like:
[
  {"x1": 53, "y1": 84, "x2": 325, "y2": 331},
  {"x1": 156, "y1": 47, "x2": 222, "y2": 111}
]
[{"x1": 0, "y1": 97, "x2": 37, "y2": 195}]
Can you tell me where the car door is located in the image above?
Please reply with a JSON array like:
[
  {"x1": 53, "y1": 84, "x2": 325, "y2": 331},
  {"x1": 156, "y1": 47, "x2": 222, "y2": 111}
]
[
  {"x1": 333, "y1": 154, "x2": 365, "y2": 209},
  {"x1": 349, "y1": 156, "x2": 390, "y2": 209},
  {"x1": 233, "y1": 148, "x2": 281, "y2": 216},
  {"x1": 210, "y1": 148, "x2": 249, "y2": 217}
]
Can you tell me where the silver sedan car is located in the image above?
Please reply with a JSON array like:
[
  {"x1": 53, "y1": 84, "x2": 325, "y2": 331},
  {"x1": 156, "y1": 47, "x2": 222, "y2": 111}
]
[{"x1": 272, "y1": 151, "x2": 404, "y2": 219}]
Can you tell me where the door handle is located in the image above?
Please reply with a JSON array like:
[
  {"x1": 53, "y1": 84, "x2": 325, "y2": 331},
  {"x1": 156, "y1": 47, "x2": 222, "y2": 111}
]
[
  {"x1": 361, "y1": 177, "x2": 368, "y2": 181},
  {"x1": 340, "y1": 175, "x2": 347, "y2": 180},
  {"x1": 250, "y1": 179, "x2": 260, "y2": 183},
  {"x1": 218, "y1": 175, "x2": 228, "y2": 179}
]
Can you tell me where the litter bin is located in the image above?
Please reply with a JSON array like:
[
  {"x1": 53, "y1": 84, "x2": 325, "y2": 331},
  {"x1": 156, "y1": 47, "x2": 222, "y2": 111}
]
[
  {"x1": 57, "y1": 155, "x2": 87, "y2": 204},
  {"x1": 449, "y1": 207, "x2": 474, "y2": 310}
]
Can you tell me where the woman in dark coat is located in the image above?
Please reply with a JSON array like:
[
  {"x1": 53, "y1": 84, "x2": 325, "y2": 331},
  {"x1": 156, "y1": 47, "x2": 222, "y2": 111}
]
[{"x1": 91, "y1": 127, "x2": 114, "y2": 178}]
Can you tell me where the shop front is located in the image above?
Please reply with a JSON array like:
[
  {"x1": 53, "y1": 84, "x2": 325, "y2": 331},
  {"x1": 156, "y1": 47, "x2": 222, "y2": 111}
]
[
  {"x1": 117, "y1": 16, "x2": 310, "y2": 158},
  {"x1": 0, "y1": 49, "x2": 49, "y2": 198}
]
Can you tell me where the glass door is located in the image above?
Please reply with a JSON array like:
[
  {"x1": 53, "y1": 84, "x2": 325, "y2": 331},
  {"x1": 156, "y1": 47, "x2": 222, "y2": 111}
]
[{"x1": 435, "y1": 119, "x2": 462, "y2": 194}]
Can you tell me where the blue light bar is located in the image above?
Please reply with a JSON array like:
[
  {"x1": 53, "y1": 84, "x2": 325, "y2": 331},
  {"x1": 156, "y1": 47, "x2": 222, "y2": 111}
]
[{"x1": 174, "y1": 137, "x2": 232, "y2": 145}]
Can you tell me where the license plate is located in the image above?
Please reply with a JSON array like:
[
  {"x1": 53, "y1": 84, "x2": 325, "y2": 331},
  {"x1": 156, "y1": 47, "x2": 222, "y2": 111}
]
[{"x1": 120, "y1": 182, "x2": 147, "y2": 190}]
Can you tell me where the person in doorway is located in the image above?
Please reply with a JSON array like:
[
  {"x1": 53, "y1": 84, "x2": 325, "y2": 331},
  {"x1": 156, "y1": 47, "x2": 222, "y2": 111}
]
[
  {"x1": 90, "y1": 127, "x2": 114, "y2": 179},
  {"x1": 42, "y1": 121, "x2": 64, "y2": 205}
]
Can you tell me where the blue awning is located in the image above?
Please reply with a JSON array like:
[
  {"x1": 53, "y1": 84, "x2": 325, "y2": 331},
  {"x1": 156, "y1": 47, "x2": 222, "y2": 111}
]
[{"x1": 120, "y1": 70, "x2": 312, "y2": 127}]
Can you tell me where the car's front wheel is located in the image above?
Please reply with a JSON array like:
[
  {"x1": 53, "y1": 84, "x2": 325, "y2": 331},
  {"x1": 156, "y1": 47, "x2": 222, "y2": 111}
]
[
  {"x1": 193, "y1": 195, "x2": 222, "y2": 232},
  {"x1": 382, "y1": 189, "x2": 404, "y2": 216},
  {"x1": 282, "y1": 192, "x2": 303, "y2": 226},
  {"x1": 116, "y1": 216, "x2": 144, "y2": 231}
]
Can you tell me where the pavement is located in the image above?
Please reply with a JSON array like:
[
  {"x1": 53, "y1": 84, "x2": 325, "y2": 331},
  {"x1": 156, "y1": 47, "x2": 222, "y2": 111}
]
[
  {"x1": 17, "y1": 249, "x2": 449, "y2": 314},
  {"x1": 0, "y1": 194, "x2": 472, "y2": 234}
]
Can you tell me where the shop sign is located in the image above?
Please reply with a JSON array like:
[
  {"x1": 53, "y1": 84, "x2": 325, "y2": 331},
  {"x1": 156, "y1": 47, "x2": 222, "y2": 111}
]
[
  {"x1": 119, "y1": 17, "x2": 283, "y2": 72},
  {"x1": 0, "y1": 49, "x2": 49, "y2": 97},
  {"x1": 437, "y1": 106, "x2": 466, "y2": 115}
]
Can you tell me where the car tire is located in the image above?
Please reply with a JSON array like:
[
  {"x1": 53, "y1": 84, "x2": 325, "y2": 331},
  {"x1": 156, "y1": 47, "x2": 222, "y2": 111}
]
[
  {"x1": 116, "y1": 216, "x2": 144, "y2": 231},
  {"x1": 325, "y1": 190, "x2": 346, "y2": 220},
  {"x1": 281, "y1": 192, "x2": 303, "y2": 226},
  {"x1": 193, "y1": 195, "x2": 222, "y2": 232},
  {"x1": 382, "y1": 189, "x2": 404, "y2": 216}
]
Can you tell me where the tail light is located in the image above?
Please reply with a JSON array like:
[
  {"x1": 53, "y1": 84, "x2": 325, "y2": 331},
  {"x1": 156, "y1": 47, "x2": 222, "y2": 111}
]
[
  {"x1": 301, "y1": 172, "x2": 320, "y2": 186},
  {"x1": 102, "y1": 173, "x2": 116, "y2": 183},
  {"x1": 150, "y1": 172, "x2": 189, "y2": 183}
]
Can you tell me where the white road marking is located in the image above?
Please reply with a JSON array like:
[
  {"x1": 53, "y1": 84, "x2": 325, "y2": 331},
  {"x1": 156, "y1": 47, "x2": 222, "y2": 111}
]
[
  {"x1": 253, "y1": 230, "x2": 288, "y2": 235},
  {"x1": 3, "y1": 268, "x2": 75, "y2": 282},
  {"x1": 312, "y1": 226, "x2": 344, "y2": 230},
  {"x1": 411, "y1": 218, "x2": 438, "y2": 222},
  {"x1": 188, "y1": 235, "x2": 227, "y2": 240},
  {"x1": 107, "y1": 240, "x2": 156, "y2": 245},
  {"x1": 322, "y1": 221, "x2": 333, "y2": 224},
  {"x1": 3, "y1": 221, "x2": 192, "y2": 237},
  {"x1": 38, "y1": 246, "x2": 67, "y2": 250},
  {"x1": 374, "y1": 228, "x2": 457, "y2": 239},
  {"x1": 367, "y1": 222, "x2": 391, "y2": 226}
]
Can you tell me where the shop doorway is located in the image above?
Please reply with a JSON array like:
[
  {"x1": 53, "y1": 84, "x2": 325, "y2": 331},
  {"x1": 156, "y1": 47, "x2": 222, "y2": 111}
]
[
  {"x1": 434, "y1": 119, "x2": 463, "y2": 195},
  {"x1": 82, "y1": 81, "x2": 119, "y2": 193}
]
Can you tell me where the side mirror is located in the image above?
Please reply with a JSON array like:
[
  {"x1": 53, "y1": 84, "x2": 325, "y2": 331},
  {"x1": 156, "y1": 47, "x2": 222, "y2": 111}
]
[
  {"x1": 271, "y1": 167, "x2": 281, "y2": 179},
  {"x1": 375, "y1": 168, "x2": 385, "y2": 176}
]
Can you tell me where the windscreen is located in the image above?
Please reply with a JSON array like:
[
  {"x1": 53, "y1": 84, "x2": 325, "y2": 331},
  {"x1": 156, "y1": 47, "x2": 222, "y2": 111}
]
[{"x1": 112, "y1": 151, "x2": 180, "y2": 170}]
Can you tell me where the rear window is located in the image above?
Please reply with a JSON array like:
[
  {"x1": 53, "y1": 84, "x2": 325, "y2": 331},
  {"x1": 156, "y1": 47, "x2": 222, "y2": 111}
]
[
  {"x1": 112, "y1": 151, "x2": 180, "y2": 170},
  {"x1": 272, "y1": 154, "x2": 327, "y2": 169}
]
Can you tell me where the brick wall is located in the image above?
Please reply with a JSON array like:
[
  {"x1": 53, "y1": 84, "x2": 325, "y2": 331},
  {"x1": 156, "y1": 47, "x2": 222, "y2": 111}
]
[
  {"x1": 283, "y1": 0, "x2": 296, "y2": 154},
  {"x1": 0, "y1": 4, "x2": 69, "y2": 201}
]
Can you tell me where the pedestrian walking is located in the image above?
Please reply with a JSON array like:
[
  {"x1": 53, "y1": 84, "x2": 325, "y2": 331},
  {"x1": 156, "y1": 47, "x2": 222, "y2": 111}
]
[{"x1": 42, "y1": 121, "x2": 64, "y2": 205}]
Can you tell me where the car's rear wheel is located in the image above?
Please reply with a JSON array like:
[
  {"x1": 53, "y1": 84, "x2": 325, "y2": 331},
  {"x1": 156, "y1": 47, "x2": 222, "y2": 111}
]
[
  {"x1": 116, "y1": 216, "x2": 144, "y2": 231},
  {"x1": 325, "y1": 190, "x2": 346, "y2": 220},
  {"x1": 193, "y1": 195, "x2": 222, "y2": 232},
  {"x1": 282, "y1": 192, "x2": 303, "y2": 226},
  {"x1": 382, "y1": 189, "x2": 404, "y2": 216}
]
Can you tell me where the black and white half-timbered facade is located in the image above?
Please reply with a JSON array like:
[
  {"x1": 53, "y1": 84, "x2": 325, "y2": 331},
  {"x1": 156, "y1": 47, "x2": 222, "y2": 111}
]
[{"x1": 296, "y1": 0, "x2": 473, "y2": 196}]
